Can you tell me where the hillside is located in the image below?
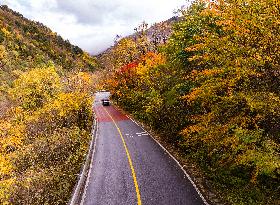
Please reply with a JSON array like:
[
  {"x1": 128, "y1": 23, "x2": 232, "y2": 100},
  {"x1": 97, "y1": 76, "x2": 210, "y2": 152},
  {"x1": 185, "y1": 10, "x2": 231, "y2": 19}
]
[
  {"x1": 0, "y1": 5, "x2": 96, "y2": 72},
  {"x1": 0, "y1": 5, "x2": 96, "y2": 115},
  {"x1": 0, "y1": 6, "x2": 95, "y2": 204},
  {"x1": 99, "y1": 1, "x2": 280, "y2": 204},
  {"x1": 96, "y1": 17, "x2": 179, "y2": 71}
]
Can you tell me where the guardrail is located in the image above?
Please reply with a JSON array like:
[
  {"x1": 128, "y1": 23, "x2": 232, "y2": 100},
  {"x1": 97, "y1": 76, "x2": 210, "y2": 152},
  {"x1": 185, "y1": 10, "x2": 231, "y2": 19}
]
[{"x1": 68, "y1": 115, "x2": 98, "y2": 205}]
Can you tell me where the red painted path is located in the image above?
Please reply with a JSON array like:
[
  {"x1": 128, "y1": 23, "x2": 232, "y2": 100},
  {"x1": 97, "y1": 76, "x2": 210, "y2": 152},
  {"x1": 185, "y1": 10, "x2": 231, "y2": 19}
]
[{"x1": 94, "y1": 105, "x2": 128, "y2": 122}]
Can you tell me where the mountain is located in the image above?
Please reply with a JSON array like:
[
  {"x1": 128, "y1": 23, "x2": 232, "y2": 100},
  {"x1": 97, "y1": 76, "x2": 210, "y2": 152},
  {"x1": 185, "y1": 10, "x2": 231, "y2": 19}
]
[
  {"x1": 95, "y1": 17, "x2": 180, "y2": 71},
  {"x1": 0, "y1": 5, "x2": 97, "y2": 115},
  {"x1": 0, "y1": 5, "x2": 96, "y2": 83}
]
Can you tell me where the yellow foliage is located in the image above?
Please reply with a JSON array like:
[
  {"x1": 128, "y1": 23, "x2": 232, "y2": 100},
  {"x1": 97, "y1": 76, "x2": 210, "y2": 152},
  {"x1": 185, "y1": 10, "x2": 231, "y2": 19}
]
[
  {"x1": 1, "y1": 27, "x2": 11, "y2": 37},
  {"x1": 136, "y1": 53, "x2": 166, "y2": 76},
  {"x1": 0, "y1": 178, "x2": 15, "y2": 205},
  {"x1": 0, "y1": 45, "x2": 7, "y2": 61},
  {"x1": 9, "y1": 66, "x2": 62, "y2": 110},
  {"x1": 183, "y1": 88, "x2": 202, "y2": 102},
  {"x1": 185, "y1": 43, "x2": 205, "y2": 52},
  {"x1": 182, "y1": 124, "x2": 205, "y2": 136},
  {"x1": 0, "y1": 155, "x2": 13, "y2": 177},
  {"x1": 68, "y1": 72, "x2": 95, "y2": 93}
]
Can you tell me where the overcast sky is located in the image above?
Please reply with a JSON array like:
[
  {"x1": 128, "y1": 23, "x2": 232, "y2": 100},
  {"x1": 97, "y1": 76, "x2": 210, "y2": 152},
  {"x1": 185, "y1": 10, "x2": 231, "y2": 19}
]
[{"x1": 1, "y1": 0, "x2": 188, "y2": 54}]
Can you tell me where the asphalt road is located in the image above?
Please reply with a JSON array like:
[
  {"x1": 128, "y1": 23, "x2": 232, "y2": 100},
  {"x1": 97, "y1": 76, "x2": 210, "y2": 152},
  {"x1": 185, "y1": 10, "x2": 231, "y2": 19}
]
[{"x1": 81, "y1": 92, "x2": 207, "y2": 205}]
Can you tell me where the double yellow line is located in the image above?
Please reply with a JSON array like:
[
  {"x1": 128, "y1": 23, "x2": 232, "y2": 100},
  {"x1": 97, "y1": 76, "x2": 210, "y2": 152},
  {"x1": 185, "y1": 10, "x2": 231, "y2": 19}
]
[{"x1": 103, "y1": 108, "x2": 142, "y2": 205}]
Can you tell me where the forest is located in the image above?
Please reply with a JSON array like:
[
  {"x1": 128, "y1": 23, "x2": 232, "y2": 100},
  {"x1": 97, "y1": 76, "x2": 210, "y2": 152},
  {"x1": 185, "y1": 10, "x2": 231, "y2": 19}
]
[{"x1": 102, "y1": 0, "x2": 279, "y2": 204}]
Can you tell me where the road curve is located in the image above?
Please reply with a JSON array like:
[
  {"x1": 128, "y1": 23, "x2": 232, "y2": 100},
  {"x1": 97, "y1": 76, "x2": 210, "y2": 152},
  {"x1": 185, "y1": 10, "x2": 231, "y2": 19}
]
[{"x1": 81, "y1": 92, "x2": 206, "y2": 205}]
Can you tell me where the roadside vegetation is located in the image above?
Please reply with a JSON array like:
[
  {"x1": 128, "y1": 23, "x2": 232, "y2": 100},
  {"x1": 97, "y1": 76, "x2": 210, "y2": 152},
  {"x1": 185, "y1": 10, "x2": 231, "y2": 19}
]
[
  {"x1": 103, "y1": 0, "x2": 280, "y2": 204},
  {"x1": 0, "y1": 5, "x2": 95, "y2": 204},
  {"x1": 1, "y1": 1, "x2": 279, "y2": 204}
]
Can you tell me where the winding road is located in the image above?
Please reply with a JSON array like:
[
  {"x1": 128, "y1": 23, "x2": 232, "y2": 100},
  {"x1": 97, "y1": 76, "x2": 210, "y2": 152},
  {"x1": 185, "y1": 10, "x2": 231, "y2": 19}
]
[{"x1": 81, "y1": 92, "x2": 207, "y2": 205}]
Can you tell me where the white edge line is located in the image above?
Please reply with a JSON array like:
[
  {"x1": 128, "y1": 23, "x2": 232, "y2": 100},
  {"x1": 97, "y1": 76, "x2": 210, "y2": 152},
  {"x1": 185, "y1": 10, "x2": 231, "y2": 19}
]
[
  {"x1": 80, "y1": 120, "x2": 99, "y2": 205},
  {"x1": 125, "y1": 114, "x2": 210, "y2": 205}
]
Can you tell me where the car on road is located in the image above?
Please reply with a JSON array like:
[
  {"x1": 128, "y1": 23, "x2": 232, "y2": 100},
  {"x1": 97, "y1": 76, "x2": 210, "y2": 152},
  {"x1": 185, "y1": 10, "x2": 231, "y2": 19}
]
[{"x1": 101, "y1": 98, "x2": 110, "y2": 106}]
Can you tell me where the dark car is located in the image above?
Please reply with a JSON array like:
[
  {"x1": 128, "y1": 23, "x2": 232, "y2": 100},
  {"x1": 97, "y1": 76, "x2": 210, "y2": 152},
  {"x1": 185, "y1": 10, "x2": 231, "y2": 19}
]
[{"x1": 101, "y1": 98, "x2": 110, "y2": 106}]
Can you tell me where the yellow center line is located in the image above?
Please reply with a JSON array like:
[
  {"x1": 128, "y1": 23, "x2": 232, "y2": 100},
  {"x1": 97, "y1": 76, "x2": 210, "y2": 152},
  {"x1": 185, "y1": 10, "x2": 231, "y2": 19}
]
[{"x1": 103, "y1": 107, "x2": 142, "y2": 205}]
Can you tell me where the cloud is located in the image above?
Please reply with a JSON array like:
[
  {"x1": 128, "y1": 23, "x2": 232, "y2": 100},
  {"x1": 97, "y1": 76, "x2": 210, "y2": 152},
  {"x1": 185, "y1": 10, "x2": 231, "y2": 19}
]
[{"x1": 1, "y1": 0, "x2": 188, "y2": 54}]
